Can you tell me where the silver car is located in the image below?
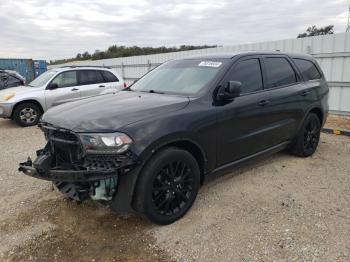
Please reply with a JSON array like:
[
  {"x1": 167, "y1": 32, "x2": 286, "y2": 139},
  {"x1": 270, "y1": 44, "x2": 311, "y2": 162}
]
[{"x1": 0, "y1": 66, "x2": 124, "y2": 127}]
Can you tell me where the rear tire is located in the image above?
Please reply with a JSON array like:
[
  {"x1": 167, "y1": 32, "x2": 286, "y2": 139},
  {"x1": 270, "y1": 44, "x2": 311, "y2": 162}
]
[
  {"x1": 133, "y1": 147, "x2": 200, "y2": 225},
  {"x1": 288, "y1": 113, "x2": 321, "y2": 157},
  {"x1": 13, "y1": 102, "x2": 42, "y2": 127}
]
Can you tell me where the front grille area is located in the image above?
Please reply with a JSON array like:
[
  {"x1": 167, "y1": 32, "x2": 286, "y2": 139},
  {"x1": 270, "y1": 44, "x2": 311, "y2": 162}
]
[
  {"x1": 40, "y1": 124, "x2": 136, "y2": 174},
  {"x1": 41, "y1": 125, "x2": 83, "y2": 167},
  {"x1": 85, "y1": 155, "x2": 123, "y2": 170},
  {"x1": 84, "y1": 153, "x2": 134, "y2": 170},
  {"x1": 52, "y1": 130, "x2": 78, "y2": 143},
  {"x1": 42, "y1": 125, "x2": 79, "y2": 144}
]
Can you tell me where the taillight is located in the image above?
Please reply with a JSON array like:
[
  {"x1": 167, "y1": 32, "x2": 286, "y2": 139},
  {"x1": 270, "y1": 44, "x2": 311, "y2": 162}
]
[{"x1": 123, "y1": 82, "x2": 128, "y2": 88}]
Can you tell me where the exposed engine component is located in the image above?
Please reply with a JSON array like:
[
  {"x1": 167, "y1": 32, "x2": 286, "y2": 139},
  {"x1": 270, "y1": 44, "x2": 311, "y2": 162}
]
[
  {"x1": 90, "y1": 177, "x2": 118, "y2": 201},
  {"x1": 53, "y1": 177, "x2": 118, "y2": 202},
  {"x1": 54, "y1": 181, "x2": 90, "y2": 202}
]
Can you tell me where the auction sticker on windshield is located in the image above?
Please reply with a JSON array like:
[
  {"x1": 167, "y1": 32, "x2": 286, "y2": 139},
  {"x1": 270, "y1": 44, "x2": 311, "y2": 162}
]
[{"x1": 198, "y1": 61, "x2": 222, "y2": 68}]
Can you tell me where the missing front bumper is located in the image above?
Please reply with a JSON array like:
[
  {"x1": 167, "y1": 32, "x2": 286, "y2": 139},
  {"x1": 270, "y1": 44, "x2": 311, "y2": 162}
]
[
  {"x1": 18, "y1": 153, "x2": 121, "y2": 182},
  {"x1": 19, "y1": 158, "x2": 120, "y2": 182},
  {"x1": 18, "y1": 125, "x2": 139, "y2": 206},
  {"x1": 18, "y1": 152, "x2": 129, "y2": 203}
]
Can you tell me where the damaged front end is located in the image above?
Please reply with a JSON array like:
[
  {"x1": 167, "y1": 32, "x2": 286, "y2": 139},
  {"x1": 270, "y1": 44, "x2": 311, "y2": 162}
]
[{"x1": 19, "y1": 123, "x2": 137, "y2": 202}]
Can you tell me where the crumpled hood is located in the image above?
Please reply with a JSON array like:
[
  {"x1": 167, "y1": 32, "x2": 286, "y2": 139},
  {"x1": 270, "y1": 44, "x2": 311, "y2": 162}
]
[{"x1": 41, "y1": 91, "x2": 190, "y2": 132}]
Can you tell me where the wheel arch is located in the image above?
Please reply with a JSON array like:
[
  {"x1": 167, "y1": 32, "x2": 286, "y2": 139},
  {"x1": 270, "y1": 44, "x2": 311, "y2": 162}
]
[
  {"x1": 308, "y1": 107, "x2": 324, "y2": 125},
  {"x1": 138, "y1": 137, "x2": 208, "y2": 185},
  {"x1": 11, "y1": 99, "x2": 44, "y2": 119},
  {"x1": 128, "y1": 136, "x2": 207, "y2": 214}
]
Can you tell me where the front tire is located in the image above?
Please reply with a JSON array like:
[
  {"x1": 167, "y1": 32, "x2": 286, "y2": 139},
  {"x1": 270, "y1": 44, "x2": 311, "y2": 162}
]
[
  {"x1": 13, "y1": 102, "x2": 42, "y2": 127},
  {"x1": 133, "y1": 148, "x2": 200, "y2": 225},
  {"x1": 289, "y1": 113, "x2": 321, "y2": 157}
]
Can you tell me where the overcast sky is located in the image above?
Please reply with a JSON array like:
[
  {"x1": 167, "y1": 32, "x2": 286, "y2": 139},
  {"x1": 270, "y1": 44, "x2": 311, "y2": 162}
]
[{"x1": 0, "y1": 0, "x2": 348, "y2": 60}]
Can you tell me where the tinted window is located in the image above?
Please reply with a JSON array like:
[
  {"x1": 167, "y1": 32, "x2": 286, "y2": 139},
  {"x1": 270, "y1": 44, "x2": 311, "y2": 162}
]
[
  {"x1": 265, "y1": 57, "x2": 297, "y2": 88},
  {"x1": 101, "y1": 70, "x2": 119, "y2": 82},
  {"x1": 0, "y1": 73, "x2": 8, "y2": 89},
  {"x1": 51, "y1": 71, "x2": 77, "y2": 88},
  {"x1": 0, "y1": 73, "x2": 9, "y2": 83},
  {"x1": 95, "y1": 70, "x2": 105, "y2": 83},
  {"x1": 227, "y1": 59, "x2": 263, "y2": 93},
  {"x1": 79, "y1": 70, "x2": 104, "y2": 85},
  {"x1": 293, "y1": 59, "x2": 321, "y2": 80}
]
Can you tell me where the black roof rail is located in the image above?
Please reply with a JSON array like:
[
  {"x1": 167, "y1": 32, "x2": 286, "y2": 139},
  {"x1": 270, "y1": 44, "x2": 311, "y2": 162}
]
[{"x1": 60, "y1": 65, "x2": 112, "y2": 69}]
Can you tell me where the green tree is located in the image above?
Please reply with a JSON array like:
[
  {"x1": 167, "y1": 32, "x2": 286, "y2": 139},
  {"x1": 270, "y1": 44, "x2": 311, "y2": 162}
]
[
  {"x1": 297, "y1": 25, "x2": 334, "y2": 38},
  {"x1": 49, "y1": 44, "x2": 217, "y2": 65},
  {"x1": 82, "y1": 51, "x2": 91, "y2": 59}
]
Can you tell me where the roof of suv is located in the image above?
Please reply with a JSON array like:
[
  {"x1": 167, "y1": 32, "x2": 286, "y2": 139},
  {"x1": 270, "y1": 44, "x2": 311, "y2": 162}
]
[
  {"x1": 53, "y1": 66, "x2": 114, "y2": 72},
  {"x1": 183, "y1": 51, "x2": 314, "y2": 60}
]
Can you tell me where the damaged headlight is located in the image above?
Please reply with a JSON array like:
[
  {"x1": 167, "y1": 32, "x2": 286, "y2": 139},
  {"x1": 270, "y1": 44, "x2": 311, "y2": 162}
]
[{"x1": 79, "y1": 132, "x2": 133, "y2": 154}]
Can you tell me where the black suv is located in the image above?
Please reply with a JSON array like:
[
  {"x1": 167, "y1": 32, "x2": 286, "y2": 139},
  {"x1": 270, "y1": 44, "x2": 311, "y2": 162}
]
[{"x1": 19, "y1": 52, "x2": 329, "y2": 225}]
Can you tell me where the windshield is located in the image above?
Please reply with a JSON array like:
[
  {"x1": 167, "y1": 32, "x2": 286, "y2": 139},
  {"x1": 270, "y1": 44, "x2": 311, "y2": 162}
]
[
  {"x1": 28, "y1": 70, "x2": 57, "y2": 87},
  {"x1": 130, "y1": 59, "x2": 227, "y2": 95}
]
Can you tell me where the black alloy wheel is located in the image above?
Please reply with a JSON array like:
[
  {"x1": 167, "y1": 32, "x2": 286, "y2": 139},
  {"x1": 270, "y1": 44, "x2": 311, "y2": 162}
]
[
  {"x1": 303, "y1": 116, "x2": 320, "y2": 154},
  {"x1": 289, "y1": 112, "x2": 321, "y2": 157},
  {"x1": 152, "y1": 160, "x2": 194, "y2": 216},
  {"x1": 133, "y1": 148, "x2": 200, "y2": 225}
]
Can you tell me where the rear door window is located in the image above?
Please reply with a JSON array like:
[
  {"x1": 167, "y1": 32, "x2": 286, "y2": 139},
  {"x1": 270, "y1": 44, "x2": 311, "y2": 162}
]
[
  {"x1": 101, "y1": 70, "x2": 119, "y2": 82},
  {"x1": 265, "y1": 57, "x2": 297, "y2": 88},
  {"x1": 78, "y1": 70, "x2": 101, "y2": 85},
  {"x1": 293, "y1": 59, "x2": 321, "y2": 80},
  {"x1": 226, "y1": 58, "x2": 263, "y2": 94}
]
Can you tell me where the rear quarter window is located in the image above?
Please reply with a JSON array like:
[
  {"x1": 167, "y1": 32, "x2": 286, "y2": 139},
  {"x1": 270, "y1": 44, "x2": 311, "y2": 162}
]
[
  {"x1": 101, "y1": 71, "x2": 119, "y2": 82},
  {"x1": 293, "y1": 59, "x2": 322, "y2": 80}
]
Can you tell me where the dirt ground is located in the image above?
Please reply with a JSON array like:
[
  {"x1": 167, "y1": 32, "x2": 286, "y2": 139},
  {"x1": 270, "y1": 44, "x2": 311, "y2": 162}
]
[
  {"x1": 0, "y1": 118, "x2": 349, "y2": 261},
  {"x1": 324, "y1": 115, "x2": 350, "y2": 131}
]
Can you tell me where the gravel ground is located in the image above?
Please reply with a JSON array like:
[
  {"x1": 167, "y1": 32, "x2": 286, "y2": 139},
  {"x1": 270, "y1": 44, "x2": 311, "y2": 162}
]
[
  {"x1": 0, "y1": 118, "x2": 349, "y2": 261},
  {"x1": 325, "y1": 115, "x2": 350, "y2": 131}
]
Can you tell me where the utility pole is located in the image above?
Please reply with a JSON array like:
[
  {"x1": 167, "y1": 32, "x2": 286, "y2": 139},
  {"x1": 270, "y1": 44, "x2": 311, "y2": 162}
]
[{"x1": 347, "y1": 5, "x2": 350, "y2": 32}]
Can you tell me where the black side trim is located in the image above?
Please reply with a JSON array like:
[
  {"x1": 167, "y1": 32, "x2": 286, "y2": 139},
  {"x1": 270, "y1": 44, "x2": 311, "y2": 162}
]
[{"x1": 210, "y1": 141, "x2": 291, "y2": 177}]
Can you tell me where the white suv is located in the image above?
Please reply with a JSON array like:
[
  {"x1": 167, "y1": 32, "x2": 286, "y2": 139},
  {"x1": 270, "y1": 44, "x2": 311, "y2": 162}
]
[{"x1": 0, "y1": 66, "x2": 125, "y2": 126}]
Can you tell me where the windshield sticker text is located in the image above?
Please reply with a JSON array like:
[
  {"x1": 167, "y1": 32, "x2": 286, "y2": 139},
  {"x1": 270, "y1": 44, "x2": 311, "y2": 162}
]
[{"x1": 198, "y1": 61, "x2": 222, "y2": 68}]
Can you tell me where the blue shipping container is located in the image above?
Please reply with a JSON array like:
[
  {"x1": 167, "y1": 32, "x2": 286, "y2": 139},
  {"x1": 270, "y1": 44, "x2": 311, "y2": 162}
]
[{"x1": 33, "y1": 60, "x2": 47, "y2": 78}]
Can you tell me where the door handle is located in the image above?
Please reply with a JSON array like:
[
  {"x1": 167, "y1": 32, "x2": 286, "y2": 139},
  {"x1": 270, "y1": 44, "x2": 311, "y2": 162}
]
[
  {"x1": 300, "y1": 90, "x2": 311, "y2": 96},
  {"x1": 71, "y1": 88, "x2": 79, "y2": 91},
  {"x1": 99, "y1": 85, "x2": 105, "y2": 88},
  {"x1": 258, "y1": 100, "x2": 270, "y2": 106}
]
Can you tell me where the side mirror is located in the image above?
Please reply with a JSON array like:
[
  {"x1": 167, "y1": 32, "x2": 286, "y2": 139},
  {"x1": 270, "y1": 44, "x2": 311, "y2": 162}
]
[
  {"x1": 227, "y1": 81, "x2": 242, "y2": 97},
  {"x1": 48, "y1": 83, "x2": 58, "y2": 90},
  {"x1": 217, "y1": 81, "x2": 242, "y2": 101}
]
